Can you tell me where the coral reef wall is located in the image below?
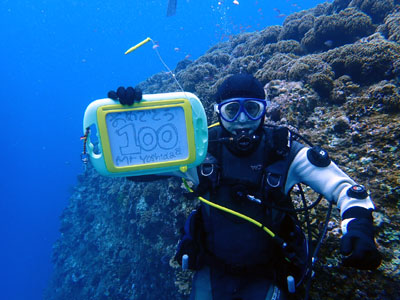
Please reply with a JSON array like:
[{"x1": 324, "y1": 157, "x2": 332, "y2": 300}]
[{"x1": 46, "y1": 1, "x2": 400, "y2": 299}]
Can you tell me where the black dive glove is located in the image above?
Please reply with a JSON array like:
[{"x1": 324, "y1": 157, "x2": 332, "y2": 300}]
[
  {"x1": 108, "y1": 86, "x2": 142, "y2": 105},
  {"x1": 340, "y1": 207, "x2": 382, "y2": 270},
  {"x1": 175, "y1": 209, "x2": 205, "y2": 270}
]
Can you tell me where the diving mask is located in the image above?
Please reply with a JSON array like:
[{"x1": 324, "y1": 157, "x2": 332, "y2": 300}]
[{"x1": 215, "y1": 98, "x2": 267, "y2": 122}]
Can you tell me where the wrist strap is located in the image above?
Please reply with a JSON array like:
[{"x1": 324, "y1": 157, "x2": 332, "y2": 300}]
[{"x1": 342, "y1": 207, "x2": 373, "y2": 221}]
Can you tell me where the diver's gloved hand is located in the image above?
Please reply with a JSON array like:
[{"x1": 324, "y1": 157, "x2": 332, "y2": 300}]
[
  {"x1": 175, "y1": 209, "x2": 205, "y2": 270},
  {"x1": 340, "y1": 207, "x2": 382, "y2": 270},
  {"x1": 108, "y1": 86, "x2": 142, "y2": 105}
]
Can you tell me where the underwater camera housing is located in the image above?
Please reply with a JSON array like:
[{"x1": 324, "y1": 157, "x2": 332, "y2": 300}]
[{"x1": 83, "y1": 92, "x2": 208, "y2": 177}]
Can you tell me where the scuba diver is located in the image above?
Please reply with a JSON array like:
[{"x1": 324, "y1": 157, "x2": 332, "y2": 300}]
[{"x1": 108, "y1": 74, "x2": 382, "y2": 299}]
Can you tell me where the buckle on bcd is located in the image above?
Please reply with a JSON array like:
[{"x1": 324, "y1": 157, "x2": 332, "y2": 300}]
[
  {"x1": 201, "y1": 164, "x2": 214, "y2": 176},
  {"x1": 266, "y1": 173, "x2": 281, "y2": 188}
]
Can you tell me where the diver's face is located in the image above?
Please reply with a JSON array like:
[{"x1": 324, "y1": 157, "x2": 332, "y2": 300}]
[
  {"x1": 216, "y1": 97, "x2": 266, "y2": 135},
  {"x1": 220, "y1": 112, "x2": 263, "y2": 135}
]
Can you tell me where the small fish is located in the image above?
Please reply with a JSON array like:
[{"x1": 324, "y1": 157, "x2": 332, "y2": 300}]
[
  {"x1": 174, "y1": 47, "x2": 180, "y2": 52},
  {"x1": 233, "y1": 0, "x2": 239, "y2": 5},
  {"x1": 167, "y1": 0, "x2": 177, "y2": 17},
  {"x1": 324, "y1": 40, "x2": 334, "y2": 48},
  {"x1": 273, "y1": 7, "x2": 286, "y2": 18}
]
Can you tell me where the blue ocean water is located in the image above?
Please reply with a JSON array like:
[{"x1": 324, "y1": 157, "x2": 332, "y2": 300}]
[{"x1": 0, "y1": 1, "x2": 326, "y2": 299}]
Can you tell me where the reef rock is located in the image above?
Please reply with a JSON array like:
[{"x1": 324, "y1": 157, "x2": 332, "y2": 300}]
[
  {"x1": 321, "y1": 35, "x2": 400, "y2": 84},
  {"x1": 378, "y1": 11, "x2": 400, "y2": 43},
  {"x1": 302, "y1": 8, "x2": 375, "y2": 53},
  {"x1": 350, "y1": 0, "x2": 396, "y2": 23}
]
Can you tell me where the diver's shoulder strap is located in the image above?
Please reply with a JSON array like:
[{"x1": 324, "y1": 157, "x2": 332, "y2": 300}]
[
  {"x1": 195, "y1": 125, "x2": 226, "y2": 196},
  {"x1": 263, "y1": 125, "x2": 290, "y2": 157},
  {"x1": 262, "y1": 125, "x2": 305, "y2": 157},
  {"x1": 262, "y1": 125, "x2": 305, "y2": 194},
  {"x1": 207, "y1": 124, "x2": 224, "y2": 158},
  {"x1": 208, "y1": 122, "x2": 222, "y2": 138}
]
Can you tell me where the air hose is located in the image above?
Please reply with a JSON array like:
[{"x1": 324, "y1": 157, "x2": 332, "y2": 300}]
[{"x1": 182, "y1": 178, "x2": 288, "y2": 252}]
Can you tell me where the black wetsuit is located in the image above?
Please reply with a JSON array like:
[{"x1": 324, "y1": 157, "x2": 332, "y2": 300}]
[{"x1": 191, "y1": 125, "x2": 303, "y2": 300}]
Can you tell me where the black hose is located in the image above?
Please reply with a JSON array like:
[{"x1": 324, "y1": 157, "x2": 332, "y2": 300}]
[
  {"x1": 312, "y1": 201, "x2": 333, "y2": 260},
  {"x1": 303, "y1": 200, "x2": 333, "y2": 300},
  {"x1": 272, "y1": 194, "x2": 323, "y2": 213}
]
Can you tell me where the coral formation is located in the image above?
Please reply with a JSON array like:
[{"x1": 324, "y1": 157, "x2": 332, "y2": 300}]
[
  {"x1": 321, "y1": 35, "x2": 400, "y2": 84},
  {"x1": 350, "y1": 0, "x2": 395, "y2": 23},
  {"x1": 301, "y1": 8, "x2": 374, "y2": 53},
  {"x1": 45, "y1": 1, "x2": 400, "y2": 299},
  {"x1": 378, "y1": 11, "x2": 400, "y2": 43}
]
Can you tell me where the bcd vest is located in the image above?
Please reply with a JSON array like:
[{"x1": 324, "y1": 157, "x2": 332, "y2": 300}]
[{"x1": 196, "y1": 125, "x2": 304, "y2": 268}]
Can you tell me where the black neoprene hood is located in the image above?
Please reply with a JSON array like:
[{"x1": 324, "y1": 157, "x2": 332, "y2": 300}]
[{"x1": 215, "y1": 74, "x2": 266, "y2": 103}]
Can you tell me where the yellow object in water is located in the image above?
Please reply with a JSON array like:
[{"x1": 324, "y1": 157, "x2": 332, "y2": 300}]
[{"x1": 125, "y1": 37, "x2": 151, "y2": 55}]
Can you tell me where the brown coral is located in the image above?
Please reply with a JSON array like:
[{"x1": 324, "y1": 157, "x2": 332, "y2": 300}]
[
  {"x1": 350, "y1": 0, "x2": 395, "y2": 23},
  {"x1": 321, "y1": 37, "x2": 400, "y2": 84},
  {"x1": 365, "y1": 81, "x2": 400, "y2": 112},
  {"x1": 378, "y1": 11, "x2": 400, "y2": 43},
  {"x1": 301, "y1": 8, "x2": 375, "y2": 53}
]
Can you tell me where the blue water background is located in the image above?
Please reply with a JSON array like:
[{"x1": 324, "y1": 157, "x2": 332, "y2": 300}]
[{"x1": 0, "y1": 1, "x2": 325, "y2": 299}]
